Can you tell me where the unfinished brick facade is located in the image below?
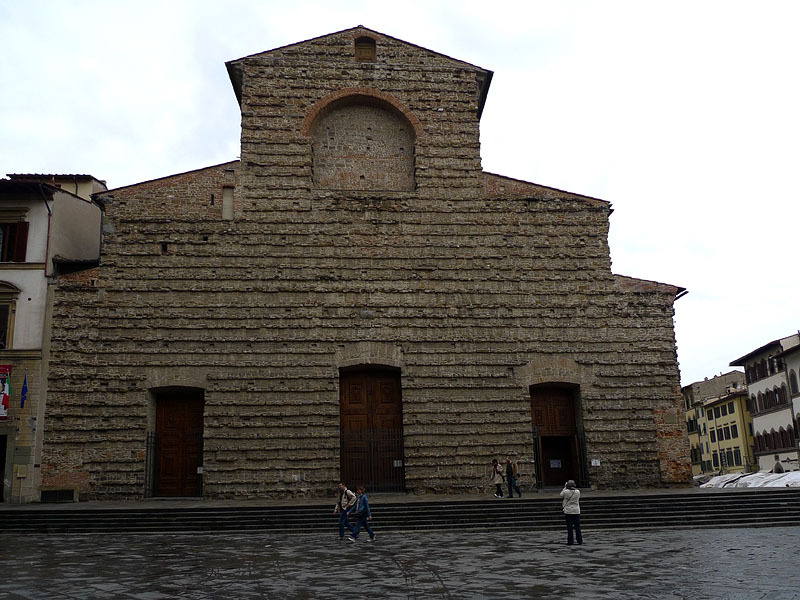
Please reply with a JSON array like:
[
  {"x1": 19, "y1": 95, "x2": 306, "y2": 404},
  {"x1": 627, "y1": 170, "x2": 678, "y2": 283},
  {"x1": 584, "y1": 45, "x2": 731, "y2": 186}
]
[{"x1": 41, "y1": 27, "x2": 690, "y2": 500}]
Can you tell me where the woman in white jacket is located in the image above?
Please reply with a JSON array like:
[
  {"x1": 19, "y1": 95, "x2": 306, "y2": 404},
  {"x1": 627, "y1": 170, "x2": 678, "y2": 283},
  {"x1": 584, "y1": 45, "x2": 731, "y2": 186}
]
[
  {"x1": 560, "y1": 479, "x2": 583, "y2": 545},
  {"x1": 490, "y1": 458, "x2": 504, "y2": 498}
]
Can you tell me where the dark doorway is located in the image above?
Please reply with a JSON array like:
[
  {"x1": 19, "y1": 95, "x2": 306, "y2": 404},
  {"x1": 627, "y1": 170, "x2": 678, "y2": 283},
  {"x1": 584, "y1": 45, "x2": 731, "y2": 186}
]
[
  {"x1": 530, "y1": 386, "x2": 582, "y2": 487},
  {"x1": 340, "y1": 368, "x2": 405, "y2": 492},
  {"x1": 154, "y1": 390, "x2": 204, "y2": 497}
]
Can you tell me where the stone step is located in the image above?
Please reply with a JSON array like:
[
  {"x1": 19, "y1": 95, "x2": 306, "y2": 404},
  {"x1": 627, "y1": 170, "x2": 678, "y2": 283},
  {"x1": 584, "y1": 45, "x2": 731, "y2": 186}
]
[{"x1": 2, "y1": 489, "x2": 799, "y2": 534}]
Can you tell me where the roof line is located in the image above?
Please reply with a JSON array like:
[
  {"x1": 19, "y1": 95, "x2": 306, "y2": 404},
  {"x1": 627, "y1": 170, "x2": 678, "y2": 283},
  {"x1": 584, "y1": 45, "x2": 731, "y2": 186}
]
[
  {"x1": 483, "y1": 171, "x2": 610, "y2": 204},
  {"x1": 226, "y1": 25, "x2": 491, "y2": 72},
  {"x1": 95, "y1": 160, "x2": 239, "y2": 195}
]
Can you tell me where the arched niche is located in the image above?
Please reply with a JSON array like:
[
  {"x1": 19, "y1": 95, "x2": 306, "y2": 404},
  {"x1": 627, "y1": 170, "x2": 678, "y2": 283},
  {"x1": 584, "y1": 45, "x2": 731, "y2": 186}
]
[{"x1": 310, "y1": 94, "x2": 416, "y2": 192}]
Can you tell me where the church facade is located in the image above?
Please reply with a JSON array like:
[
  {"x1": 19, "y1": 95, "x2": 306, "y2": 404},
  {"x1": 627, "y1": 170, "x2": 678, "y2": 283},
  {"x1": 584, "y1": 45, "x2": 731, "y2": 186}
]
[{"x1": 40, "y1": 27, "x2": 690, "y2": 500}]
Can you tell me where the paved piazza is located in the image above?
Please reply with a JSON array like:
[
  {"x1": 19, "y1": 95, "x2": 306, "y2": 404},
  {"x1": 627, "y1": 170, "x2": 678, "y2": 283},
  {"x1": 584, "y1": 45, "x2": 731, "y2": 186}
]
[{"x1": 1, "y1": 526, "x2": 798, "y2": 599}]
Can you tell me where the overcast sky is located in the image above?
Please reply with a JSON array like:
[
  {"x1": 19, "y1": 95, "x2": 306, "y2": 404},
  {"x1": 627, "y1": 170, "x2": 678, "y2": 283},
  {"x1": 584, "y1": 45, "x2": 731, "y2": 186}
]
[{"x1": 2, "y1": 0, "x2": 798, "y2": 386}]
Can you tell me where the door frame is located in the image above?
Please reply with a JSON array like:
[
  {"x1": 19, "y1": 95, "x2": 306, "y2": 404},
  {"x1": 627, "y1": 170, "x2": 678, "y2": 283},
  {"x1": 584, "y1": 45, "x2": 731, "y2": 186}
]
[
  {"x1": 529, "y1": 383, "x2": 587, "y2": 488},
  {"x1": 146, "y1": 387, "x2": 205, "y2": 498},
  {"x1": 339, "y1": 365, "x2": 405, "y2": 492}
]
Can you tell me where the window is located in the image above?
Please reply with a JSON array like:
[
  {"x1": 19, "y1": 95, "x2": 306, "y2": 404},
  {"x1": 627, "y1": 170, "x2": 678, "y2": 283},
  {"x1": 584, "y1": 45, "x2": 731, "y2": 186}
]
[
  {"x1": 731, "y1": 423, "x2": 738, "y2": 438},
  {"x1": 734, "y1": 448, "x2": 742, "y2": 465},
  {"x1": 724, "y1": 426, "x2": 731, "y2": 440},
  {"x1": 710, "y1": 430, "x2": 716, "y2": 443},
  {"x1": 0, "y1": 304, "x2": 8, "y2": 349},
  {"x1": 0, "y1": 222, "x2": 29, "y2": 262},
  {"x1": 790, "y1": 372, "x2": 799, "y2": 395},
  {"x1": 728, "y1": 402, "x2": 734, "y2": 414},
  {"x1": 354, "y1": 36, "x2": 377, "y2": 62},
  {"x1": 714, "y1": 406, "x2": 721, "y2": 419},
  {"x1": 712, "y1": 452, "x2": 719, "y2": 468},
  {"x1": 0, "y1": 282, "x2": 19, "y2": 349},
  {"x1": 726, "y1": 449, "x2": 734, "y2": 467},
  {"x1": 721, "y1": 404, "x2": 728, "y2": 417}
]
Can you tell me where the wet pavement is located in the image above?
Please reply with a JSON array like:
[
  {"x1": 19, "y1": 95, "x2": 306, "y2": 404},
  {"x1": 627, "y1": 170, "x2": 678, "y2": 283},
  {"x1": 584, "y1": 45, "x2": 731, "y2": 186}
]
[{"x1": 1, "y1": 525, "x2": 798, "y2": 599}]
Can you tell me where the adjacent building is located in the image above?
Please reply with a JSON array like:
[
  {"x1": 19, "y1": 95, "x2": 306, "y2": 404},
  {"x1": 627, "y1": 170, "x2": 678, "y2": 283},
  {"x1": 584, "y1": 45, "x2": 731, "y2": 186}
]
[
  {"x1": 731, "y1": 332, "x2": 800, "y2": 472},
  {"x1": 37, "y1": 27, "x2": 690, "y2": 501},
  {"x1": 682, "y1": 371, "x2": 754, "y2": 476},
  {"x1": 0, "y1": 174, "x2": 104, "y2": 502}
]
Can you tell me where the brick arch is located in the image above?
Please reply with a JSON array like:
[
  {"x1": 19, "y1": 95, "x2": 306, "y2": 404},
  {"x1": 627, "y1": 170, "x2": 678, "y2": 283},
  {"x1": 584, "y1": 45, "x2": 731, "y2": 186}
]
[
  {"x1": 334, "y1": 341, "x2": 405, "y2": 370},
  {"x1": 301, "y1": 88, "x2": 423, "y2": 138},
  {"x1": 515, "y1": 355, "x2": 594, "y2": 388}
]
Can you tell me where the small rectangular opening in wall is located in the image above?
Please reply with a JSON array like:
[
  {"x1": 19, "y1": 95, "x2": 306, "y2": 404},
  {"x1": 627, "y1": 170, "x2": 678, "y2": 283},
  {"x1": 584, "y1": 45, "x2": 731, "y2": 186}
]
[
  {"x1": 40, "y1": 489, "x2": 76, "y2": 503},
  {"x1": 222, "y1": 186, "x2": 234, "y2": 220}
]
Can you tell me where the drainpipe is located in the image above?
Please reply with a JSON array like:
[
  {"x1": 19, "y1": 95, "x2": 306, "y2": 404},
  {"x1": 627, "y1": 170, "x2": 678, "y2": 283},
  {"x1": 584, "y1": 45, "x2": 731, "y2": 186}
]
[{"x1": 37, "y1": 184, "x2": 53, "y2": 277}]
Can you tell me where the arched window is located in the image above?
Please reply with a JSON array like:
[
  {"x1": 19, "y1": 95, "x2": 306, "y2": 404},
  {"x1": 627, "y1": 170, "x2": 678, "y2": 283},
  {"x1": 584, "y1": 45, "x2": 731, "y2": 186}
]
[
  {"x1": 772, "y1": 429, "x2": 781, "y2": 450},
  {"x1": 311, "y1": 96, "x2": 416, "y2": 191},
  {"x1": 757, "y1": 393, "x2": 764, "y2": 412},
  {"x1": 780, "y1": 428, "x2": 791, "y2": 449},
  {"x1": 354, "y1": 36, "x2": 377, "y2": 62},
  {"x1": 790, "y1": 371, "x2": 799, "y2": 395}
]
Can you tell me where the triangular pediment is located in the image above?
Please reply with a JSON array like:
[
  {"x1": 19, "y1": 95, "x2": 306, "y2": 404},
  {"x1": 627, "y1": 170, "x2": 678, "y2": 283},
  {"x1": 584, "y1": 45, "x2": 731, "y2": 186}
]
[{"x1": 226, "y1": 26, "x2": 492, "y2": 114}]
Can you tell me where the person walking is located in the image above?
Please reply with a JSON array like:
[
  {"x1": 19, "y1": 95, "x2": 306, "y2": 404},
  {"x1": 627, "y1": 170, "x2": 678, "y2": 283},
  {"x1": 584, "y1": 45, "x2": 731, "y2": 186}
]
[
  {"x1": 560, "y1": 479, "x2": 583, "y2": 545},
  {"x1": 346, "y1": 485, "x2": 376, "y2": 543},
  {"x1": 333, "y1": 482, "x2": 357, "y2": 540},
  {"x1": 505, "y1": 456, "x2": 522, "y2": 498},
  {"x1": 490, "y1": 458, "x2": 504, "y2": 498}
]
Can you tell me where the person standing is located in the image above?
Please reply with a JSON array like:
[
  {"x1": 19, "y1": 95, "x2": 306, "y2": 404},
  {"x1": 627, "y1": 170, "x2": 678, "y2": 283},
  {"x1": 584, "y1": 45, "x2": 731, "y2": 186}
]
[
  {"x1": 333, "y1": 482, "x2": 357, "y2": 540},
  {"x1": 490, "y1": 458, "x2": 504, "y2": 498},
  {"x1": 505, "y1": 456, "x2": 522, "y2": 498},
  {"x1": 346, "y1": 485, "x2": 376, "y2": 543},
  {"x1": 560, "y1": 479, "x2": 583, "y2": 545},
  {"x1": 771, "y1": 455, "x2": 785, "y2": 473}
]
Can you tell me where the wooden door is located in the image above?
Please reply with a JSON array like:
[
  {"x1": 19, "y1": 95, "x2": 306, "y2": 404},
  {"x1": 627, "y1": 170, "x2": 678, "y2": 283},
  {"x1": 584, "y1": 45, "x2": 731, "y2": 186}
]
[
  {"x1": 531, "y1": 387, "x2": 581, "y2": 486},
  {"x1": 155, "y1": 393, "x2": 204, "y2": 497},
  {"x1": 340, "y1": 369, "x2": 404, "y2": 491}
]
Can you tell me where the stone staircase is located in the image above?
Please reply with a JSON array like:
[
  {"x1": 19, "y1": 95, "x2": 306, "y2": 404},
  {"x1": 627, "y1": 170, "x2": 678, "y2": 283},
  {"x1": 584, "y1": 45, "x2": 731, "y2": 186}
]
[{"x1": 2, "y1": 488, "x2": 799, "y2": 534}]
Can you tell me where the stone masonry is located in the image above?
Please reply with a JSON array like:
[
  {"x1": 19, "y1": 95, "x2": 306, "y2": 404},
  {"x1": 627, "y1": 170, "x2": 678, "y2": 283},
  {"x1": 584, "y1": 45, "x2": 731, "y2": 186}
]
[{"x1": 40, "y1": 27, "x2": 690, "y2": 500}]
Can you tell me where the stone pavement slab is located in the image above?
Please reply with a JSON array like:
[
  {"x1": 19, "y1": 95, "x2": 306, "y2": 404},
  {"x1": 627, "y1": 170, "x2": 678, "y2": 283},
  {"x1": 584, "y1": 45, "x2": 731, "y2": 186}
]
[{"x1": 1, "y1": 526, "x2": 798, "y2": 599}]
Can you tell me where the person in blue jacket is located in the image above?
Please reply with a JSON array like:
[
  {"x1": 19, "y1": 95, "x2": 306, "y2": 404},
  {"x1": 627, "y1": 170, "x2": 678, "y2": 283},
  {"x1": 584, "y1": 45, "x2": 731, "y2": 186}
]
[{"x1": 346, "y1": 485, "x2": 376, "y2": 542}]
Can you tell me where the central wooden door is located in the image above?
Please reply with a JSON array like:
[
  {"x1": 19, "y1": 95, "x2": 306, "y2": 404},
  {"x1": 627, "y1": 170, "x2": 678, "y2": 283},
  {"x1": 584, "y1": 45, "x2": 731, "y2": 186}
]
[
  {"x1": 155, "y1": 391, "x2": 204, "y2": 497},
  {"x1": 530, "y1": 386, "x2": 581, "y2": 487},
  {"x1": 340, "y1": 368, "x2": 405, "y2": 492}
]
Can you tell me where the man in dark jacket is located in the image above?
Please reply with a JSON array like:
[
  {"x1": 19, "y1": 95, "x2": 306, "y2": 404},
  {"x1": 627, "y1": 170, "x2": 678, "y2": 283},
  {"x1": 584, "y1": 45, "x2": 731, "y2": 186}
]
[{"x1": 506, "y1": 457, "x2": 522, "y2": 498}]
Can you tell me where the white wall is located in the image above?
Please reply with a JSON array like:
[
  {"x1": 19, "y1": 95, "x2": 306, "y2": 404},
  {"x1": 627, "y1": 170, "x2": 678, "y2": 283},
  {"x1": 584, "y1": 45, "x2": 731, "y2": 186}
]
[
  {"x1": 47, "y1": 191, "x2": 101, "y2": 272},
  {"x1": 0, "y1": 271, "x2": 48, "y2": 349}
]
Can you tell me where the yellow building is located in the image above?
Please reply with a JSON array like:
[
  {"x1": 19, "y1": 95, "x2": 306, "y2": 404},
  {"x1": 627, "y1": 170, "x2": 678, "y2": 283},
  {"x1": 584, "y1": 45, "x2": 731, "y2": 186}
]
[
  {"x1": 682, "y1": 371, "x2": 755, "y2": 477},
  {"x1": 700, "y1": 388, "x2": 756, "y2": 474}
]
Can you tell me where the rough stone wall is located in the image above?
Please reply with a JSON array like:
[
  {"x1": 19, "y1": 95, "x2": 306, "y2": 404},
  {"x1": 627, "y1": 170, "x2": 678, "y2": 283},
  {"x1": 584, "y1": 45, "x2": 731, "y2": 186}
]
[
  {"x1": 312, "y1": 103, "x2": 415, "y2": 191},
  {"x1": 41, "y1": 27, "x2": 689, "y2": 500}
]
